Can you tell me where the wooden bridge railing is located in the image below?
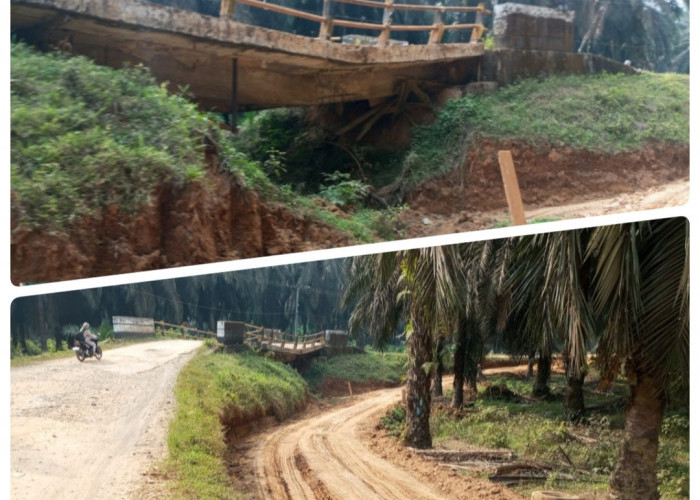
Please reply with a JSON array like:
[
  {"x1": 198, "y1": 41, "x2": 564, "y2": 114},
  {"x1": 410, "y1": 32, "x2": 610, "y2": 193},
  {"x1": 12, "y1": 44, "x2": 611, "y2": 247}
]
[
  {"x1": 155, "y1": 320, "x2": 217, "y2": 338},
  {"x1": 244, "y1": 324, "x2": 326, "y2": 351},
  {"x1": 220, "y1": 0, "x2": 490, "y2": 47}
]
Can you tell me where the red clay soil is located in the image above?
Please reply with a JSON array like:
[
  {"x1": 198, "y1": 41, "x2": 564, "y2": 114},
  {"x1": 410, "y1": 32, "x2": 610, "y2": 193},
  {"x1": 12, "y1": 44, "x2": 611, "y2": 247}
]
[
  {"x1": 10, "y1": 170, "x2": 356, "y2": 284},
  {"x1": 10, "y1": 140, "x2": 688, "y2": 284},
  {"x1": 400, "y1": 140, "x2": 688, "y2": 237}
]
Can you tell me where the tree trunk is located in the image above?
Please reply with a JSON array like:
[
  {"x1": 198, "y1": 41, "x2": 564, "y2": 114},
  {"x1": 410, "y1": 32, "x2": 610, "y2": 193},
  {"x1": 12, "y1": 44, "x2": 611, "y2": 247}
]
[
  {"x1": 608, "y1": 374, "x2": 665, "y2": 500},
  {"x1": 526, "y1": 350, "x2": 536, "y2": 378},
  {"x1": 563, "y1": 349, "x2": 586, "y2": 422},
  {"x1": 464, "y1": 319, "x2": 482, "y2": 398},
  {"x1": 451, "y1": 315, "x2": 467, "y2": 408},
  {"x1": 565, "y1": 371, "x2": 586, "y2": 421},
  {"x1": 532, "y1": 351, "x2": 552, "y2": 397},
  {"x1": 404, "y1": 312, "x2": 433, "y2": 449},
  {"x1": 432, "y1": 337, "x2": 444, "y2": 397}
]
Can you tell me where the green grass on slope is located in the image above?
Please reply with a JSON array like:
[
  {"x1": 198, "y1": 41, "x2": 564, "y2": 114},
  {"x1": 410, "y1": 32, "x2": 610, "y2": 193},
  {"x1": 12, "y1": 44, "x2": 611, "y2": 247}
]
[
  {"x1": 304, "y1": 351, "x2": 407, "y2": 391},
  {"x1": 10, "y1": 42, "x2": 377, "y2": 243},
  {"x1": 406, "y1": 72, "x2": 689, "y2": 187},
  {"x1": 11, "y1": 42, "x2": 210, "y2": 231},
  {"x1": 167, "y1": 348, "x2": 307, "y2": 499}
]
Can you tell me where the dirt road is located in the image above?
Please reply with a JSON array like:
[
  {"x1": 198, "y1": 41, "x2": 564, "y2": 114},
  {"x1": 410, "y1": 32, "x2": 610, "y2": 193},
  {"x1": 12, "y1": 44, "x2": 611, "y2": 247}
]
[
  {"x1": 247, "y1": 384, "x2": 522, "y2": 500},
  {"x1": 10, "y1": 339, "x2": 202, "y2": 500}
]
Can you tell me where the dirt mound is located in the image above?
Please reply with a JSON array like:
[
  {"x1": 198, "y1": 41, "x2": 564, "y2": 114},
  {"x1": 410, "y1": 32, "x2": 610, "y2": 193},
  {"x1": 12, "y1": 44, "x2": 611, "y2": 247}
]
[
  {"x1": 400, "y1": 140, "x2": 688, "y2": 237},
  {"x1": 11, "y1": 170, "x2": 356, "y2": 284}
]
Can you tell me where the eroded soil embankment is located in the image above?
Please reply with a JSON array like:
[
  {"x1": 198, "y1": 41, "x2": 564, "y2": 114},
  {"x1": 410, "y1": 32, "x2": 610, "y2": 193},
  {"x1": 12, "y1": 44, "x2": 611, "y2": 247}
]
[
  {"x1": 11, "y1": 170, "x2": 356, "y2": 284},
  {"x1": 11, "y1": 141, "x2": 689, "y2": 284}
]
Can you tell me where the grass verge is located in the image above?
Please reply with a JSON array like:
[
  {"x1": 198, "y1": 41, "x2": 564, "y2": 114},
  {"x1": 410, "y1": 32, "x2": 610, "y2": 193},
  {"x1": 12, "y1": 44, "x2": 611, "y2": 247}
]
[{"x1": 166, "y1": 347, "x2": 307, "y2": 499}]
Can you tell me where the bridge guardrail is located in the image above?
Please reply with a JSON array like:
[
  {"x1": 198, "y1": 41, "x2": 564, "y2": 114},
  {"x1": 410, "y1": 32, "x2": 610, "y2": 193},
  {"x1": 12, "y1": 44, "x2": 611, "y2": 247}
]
[
  {"x1": 155, "y1": 320, "x2": 217, "y2": 338},
  {"x1": 220, "y1": 0, "x2": 490, "y2": 47},
  {"x1": 244, "y1": 325, "x2": 326, "y2": 350}
]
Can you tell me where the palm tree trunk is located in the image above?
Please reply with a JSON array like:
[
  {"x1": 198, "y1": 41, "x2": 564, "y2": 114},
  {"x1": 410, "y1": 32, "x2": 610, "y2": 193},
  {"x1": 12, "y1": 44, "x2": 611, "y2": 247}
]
[
  {"x1": 565, "y1": 371, "x2": 586, "y2": 421},
  {"x1": 432, "y1": 337, "x2": 444, "y2": 397},
  {"x1": 451, "y1": 315, "x2": 467, "y2": 408},
  {"x1": 563, "y1": 348, "x2": 586, "y2": 421},
  {"x1": 526, "y1": 350, "x2": 536, "y2": 378},
  {"x1": 532, "y1": 351, "x2": 552, "y2": 397},
  {"x1": 464, "y1": 319, "x2": 482, "y2": 398},
  {"x1": 608, "y1": 374, "x2": 664, "y2": 500},
  {"x1": 404, "y1": 313, "x2": 433, "y2": 449}
]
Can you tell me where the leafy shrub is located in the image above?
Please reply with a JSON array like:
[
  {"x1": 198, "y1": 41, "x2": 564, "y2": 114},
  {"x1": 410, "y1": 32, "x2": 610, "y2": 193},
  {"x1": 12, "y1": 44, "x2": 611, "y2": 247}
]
[
  {"x1": 661, "y1": 413, "x2": 690, "y2": 439},
  {"x1": 318, "y1": 171, "x2": 370, "y2": 209},
  {"x1": 24, "y1": 339, "x2": 41, "y2": 355},
  {"x1": 380, "y1": 404, "x2": 406, "y2": 438},
  {"x1": 98, "y1": 322, "x2": 114, "y2": 341}
]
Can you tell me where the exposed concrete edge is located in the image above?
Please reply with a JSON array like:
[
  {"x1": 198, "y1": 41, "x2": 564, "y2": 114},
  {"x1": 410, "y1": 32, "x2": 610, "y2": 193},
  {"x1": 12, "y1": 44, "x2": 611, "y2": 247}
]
[
  {"x1": 12, "y1": 0, "x2": 484, "y2": 64},
  {"x1": 494, "y1": 3, "x2": 575, "y2": 23}
]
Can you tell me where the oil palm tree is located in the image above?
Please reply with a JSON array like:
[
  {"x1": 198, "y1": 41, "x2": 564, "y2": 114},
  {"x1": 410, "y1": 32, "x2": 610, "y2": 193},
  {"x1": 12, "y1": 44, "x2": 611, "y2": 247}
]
[
  {"x1": 451, "y1": 239, "x2": 510, "y2": 407},
  {"x1": 345, "y1": 246, "x2": 463, "y2": 448},
  {"x1": 504, "y1": 230, "x2": 594, "y2": 412},
  {"x1": 586, "y1": 217, "x2": 688, "y2": 499}
]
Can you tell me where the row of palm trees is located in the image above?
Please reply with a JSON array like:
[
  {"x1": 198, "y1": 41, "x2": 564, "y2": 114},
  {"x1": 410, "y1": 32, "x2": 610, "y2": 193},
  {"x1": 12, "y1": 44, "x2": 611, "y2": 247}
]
[{"x1": 344, "y1": 217, "x2": 688, "y2": 500}]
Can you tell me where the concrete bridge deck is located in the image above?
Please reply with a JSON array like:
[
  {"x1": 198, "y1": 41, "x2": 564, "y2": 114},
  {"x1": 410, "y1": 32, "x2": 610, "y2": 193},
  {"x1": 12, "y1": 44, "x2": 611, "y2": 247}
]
[{"x1": 11, "y1": 0, "x2": 485, "y2": 111}]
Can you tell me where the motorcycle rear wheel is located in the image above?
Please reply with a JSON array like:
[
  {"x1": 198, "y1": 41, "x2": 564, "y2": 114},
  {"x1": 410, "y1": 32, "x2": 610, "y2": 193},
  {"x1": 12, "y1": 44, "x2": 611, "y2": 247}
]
[{"x1": 75, "y1": 350, "x2": 86, "y2": 362}]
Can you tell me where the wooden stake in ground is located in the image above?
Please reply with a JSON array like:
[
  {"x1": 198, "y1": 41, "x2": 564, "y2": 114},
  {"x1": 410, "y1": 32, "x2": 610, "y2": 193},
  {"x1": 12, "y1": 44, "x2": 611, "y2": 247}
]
[{"x1": 497, "y1": 150, "x2": 526, "y2": 225}]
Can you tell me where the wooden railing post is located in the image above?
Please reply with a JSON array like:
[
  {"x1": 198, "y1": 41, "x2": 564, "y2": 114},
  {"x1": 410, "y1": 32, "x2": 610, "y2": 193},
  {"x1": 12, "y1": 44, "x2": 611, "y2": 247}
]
[
  {"x1": 378, "y1": 0, "x2": 394, "y2": 47},
  {"x1": 428, "y1": 9, "x2": 445, "y2": 44},
  {"x1": 220, "y1": 0, "x2": 236, "y2": 18},
  {"x1": 470, "y1": 2, "x2": 485, "y2": 42},
  {"x1": 318, "y1": 0, "x2": 334, "y2": 40}
]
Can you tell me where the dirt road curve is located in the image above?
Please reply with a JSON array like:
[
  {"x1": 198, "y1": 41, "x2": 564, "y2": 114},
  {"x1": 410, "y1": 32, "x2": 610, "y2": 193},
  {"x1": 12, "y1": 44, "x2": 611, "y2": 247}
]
[
  {"x1": 252, "y1": 386, "x2": 447, "y2": 499},
  {"x1": 10, "y1": 339, "x2": 202, "y2": 500}
]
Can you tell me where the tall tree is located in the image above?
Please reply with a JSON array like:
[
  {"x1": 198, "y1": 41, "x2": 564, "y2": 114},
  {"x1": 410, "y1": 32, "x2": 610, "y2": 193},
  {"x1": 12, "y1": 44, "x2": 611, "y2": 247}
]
[
  {"x1": 587, "y1": 218, "x2": 688, "y2": 499},
  {"x1": 504, "y1": 230, "x2": 594, "y2": 415},
  {"x1": 345, "y1": 246, "x2": 463, "y2": 448}
]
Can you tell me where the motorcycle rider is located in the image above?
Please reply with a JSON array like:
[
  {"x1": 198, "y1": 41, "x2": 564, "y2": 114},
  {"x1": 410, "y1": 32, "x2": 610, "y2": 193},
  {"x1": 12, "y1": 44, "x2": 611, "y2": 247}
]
[{"x1": 79, "y1": 322, "x2": 98, "y2": 355}]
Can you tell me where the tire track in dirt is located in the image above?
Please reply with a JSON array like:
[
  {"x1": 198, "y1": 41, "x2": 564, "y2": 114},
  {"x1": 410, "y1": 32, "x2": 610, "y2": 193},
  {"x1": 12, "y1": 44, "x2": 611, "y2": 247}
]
[{"x1": 253, "y1": 387, "x2": 451, "y2": 500}]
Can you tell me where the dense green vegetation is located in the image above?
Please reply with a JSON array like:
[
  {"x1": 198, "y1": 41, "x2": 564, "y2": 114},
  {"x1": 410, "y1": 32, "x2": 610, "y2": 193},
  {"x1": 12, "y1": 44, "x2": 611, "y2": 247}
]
[
  {"x1": 9, "y1": 42, "x2": 389, "y2": 241},
  {"x1": 167, "y1": 347, "x2": 307, "y2": 499},
  {"x1": 10, "y1": 42, "x2": 207, "y2": 231},
  {"x1": 346, "y1": 218, "x2": 689, "y2": 498}
]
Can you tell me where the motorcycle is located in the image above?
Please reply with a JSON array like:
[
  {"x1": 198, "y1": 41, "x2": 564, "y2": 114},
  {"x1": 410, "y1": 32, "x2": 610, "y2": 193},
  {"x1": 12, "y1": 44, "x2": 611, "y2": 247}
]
[{"x1": 72, "y1": 337, "x2": 102, "y2": 362}]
